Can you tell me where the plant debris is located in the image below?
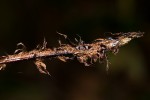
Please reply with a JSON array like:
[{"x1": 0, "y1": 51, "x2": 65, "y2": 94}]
[{"x1": 0, "y1": 32, "x2": 144, "y2": 75}]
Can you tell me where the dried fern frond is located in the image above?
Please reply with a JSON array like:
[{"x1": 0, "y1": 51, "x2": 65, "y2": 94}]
[{"x1": 0, "y1": 32, "x2": 144, "y2": 75}]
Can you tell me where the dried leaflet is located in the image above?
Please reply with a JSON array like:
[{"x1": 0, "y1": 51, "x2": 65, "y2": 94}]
[{"x1": 34, "y1": 58, "x2": 50, "y2": 75}]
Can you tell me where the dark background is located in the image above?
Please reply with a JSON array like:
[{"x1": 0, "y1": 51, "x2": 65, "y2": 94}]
[{"x1": 0, "y1": 0, "x2": 149, "y2": 100}]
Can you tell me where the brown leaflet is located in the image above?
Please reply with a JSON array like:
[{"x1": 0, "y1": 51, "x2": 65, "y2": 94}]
[
  {"x1": 34, "y1": 58, "x2": 50, "y2": 75},
  {"x1": 57, "y1": 56, "x2": 69, "y2": 62}
]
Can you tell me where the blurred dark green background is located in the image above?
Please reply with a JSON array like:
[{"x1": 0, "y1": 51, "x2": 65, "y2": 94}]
[{"x1": 0, "y1": 0, "x2": 149, "y2": 100}]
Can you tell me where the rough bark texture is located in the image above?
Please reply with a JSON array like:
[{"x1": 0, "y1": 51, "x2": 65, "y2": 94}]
[{"x1": 0, "y1": 32, "x2": 144, "y2": 75}]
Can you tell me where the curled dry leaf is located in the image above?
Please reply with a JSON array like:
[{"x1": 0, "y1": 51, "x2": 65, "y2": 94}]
[
  {"x1": 34, "y1": 59, "x2": 50, "y2": 75},
  {"x1": 14, "y1": 42, "x2": 26, "y2": 54},
  {"x1": 58, "y1": 56, "x2": 68, "y2": 62}
]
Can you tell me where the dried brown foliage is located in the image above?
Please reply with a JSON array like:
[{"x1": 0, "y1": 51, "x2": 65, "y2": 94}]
[{"x1": 0, "y1": 32, "x2": 144, "y2": 75}]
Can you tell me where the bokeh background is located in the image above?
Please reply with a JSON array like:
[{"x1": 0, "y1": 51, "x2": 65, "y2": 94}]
[{"x1": 0, "y1": 0, "x2": 149, "y2": 100}]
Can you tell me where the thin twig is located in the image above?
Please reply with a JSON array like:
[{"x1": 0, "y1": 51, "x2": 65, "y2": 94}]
[{"x1": 0, "y1": 32, "x2": 144, "y2": 75}]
